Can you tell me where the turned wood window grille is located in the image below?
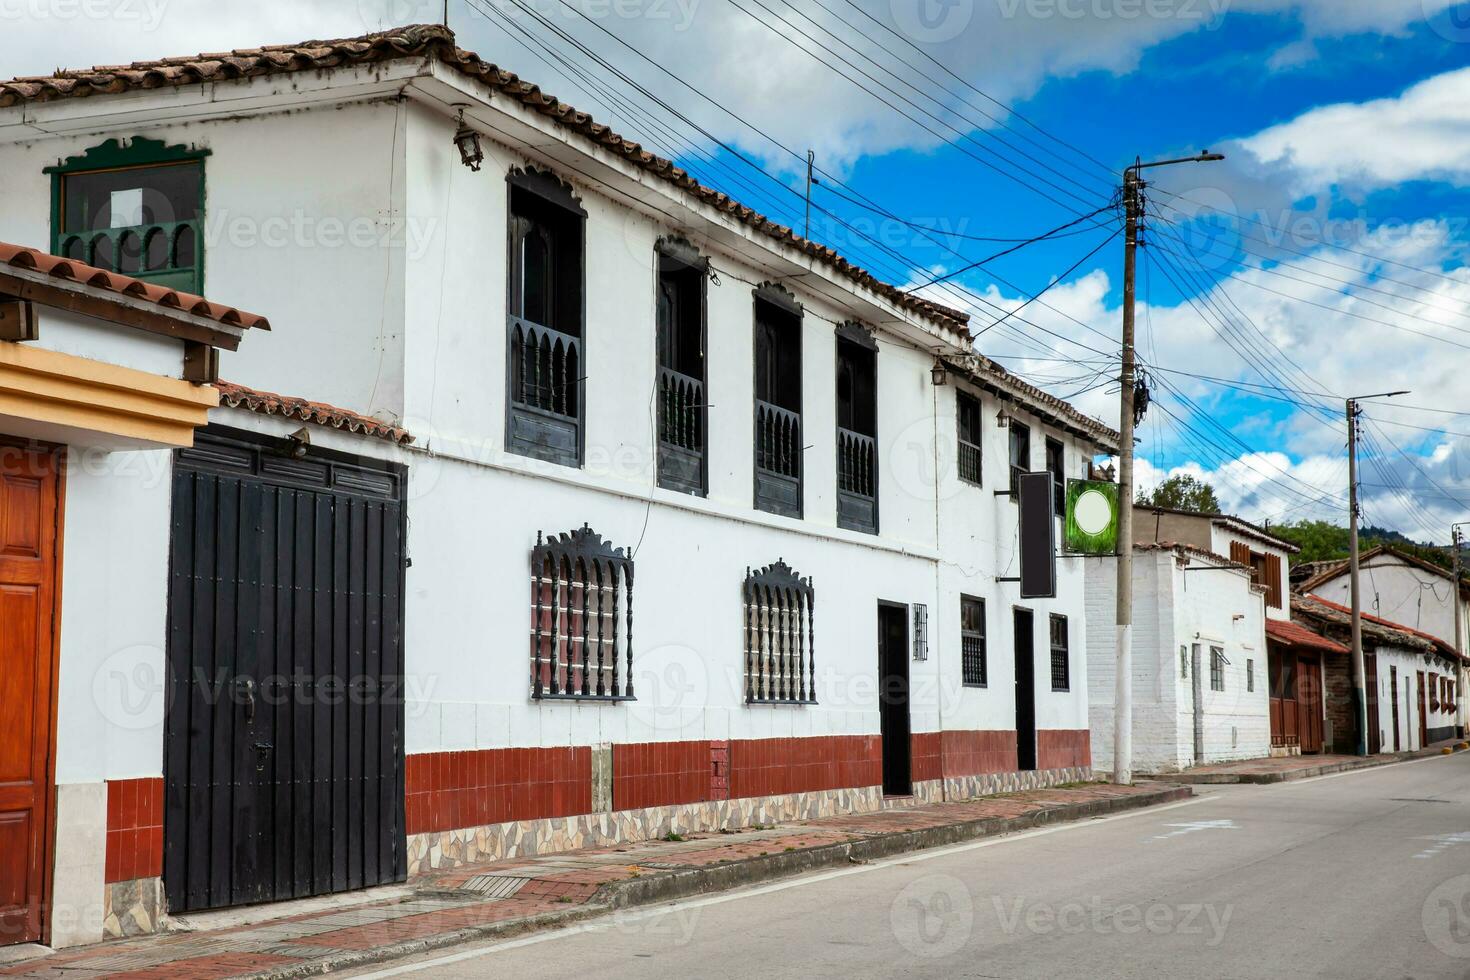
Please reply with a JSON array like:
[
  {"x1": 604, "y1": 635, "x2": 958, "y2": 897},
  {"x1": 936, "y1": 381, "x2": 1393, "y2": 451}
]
[
  {"x1": 961, "y1": 595, "x2": 987, "y2": 687},
  {"x1": 1008, "y1": 420, "x2": 1030, "y2": 498},
  {"x1": 507, "y1": 168, "x2": 587, "y2": 467},
  {"x1": 956, "y1": 390, "x2": 982, "y2": 486},
  {"x1": 835, "y1": 323, "x2": 878, "y2": 533},
  {"x1": 742, "y1": 560, "x2": 816, "y2": 704},
  {"x1": 1049, "y1": 613, "x2": 1070, "y2": 691},
  {"x1": 49, "y1": 137, "x2": 208, "y2": 294},
  {"x1": 656, "y1": 238, "x2": 709, "y2": 496},
  {"x1": 753, "y1": 285, "x2": 804, "y2": 518},
  {"x1": 1045, "y1": 437, "x2": 1065, "y2": 516},
  {"x1": 530, "y1": 525, "x2": 635, "y2": 701}
]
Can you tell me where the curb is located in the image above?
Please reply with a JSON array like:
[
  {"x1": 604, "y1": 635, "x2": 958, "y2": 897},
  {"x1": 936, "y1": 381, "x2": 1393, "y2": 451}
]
[
  {"x1": 243, "y1": 784, "x2": 1190, "y2": 979},
  {"x1": 1159, "y1": 745, "x2": 1461, "y2": 785}
]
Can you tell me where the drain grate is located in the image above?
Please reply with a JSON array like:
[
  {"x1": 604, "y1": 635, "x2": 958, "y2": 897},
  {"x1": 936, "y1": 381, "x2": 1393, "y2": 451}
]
[{"x1": 459, "y1": 875, "x2": 532, "y2": 898}]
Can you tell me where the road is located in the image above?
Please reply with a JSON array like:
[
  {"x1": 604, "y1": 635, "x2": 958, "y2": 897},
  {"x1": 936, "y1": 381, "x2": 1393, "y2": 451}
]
[{"x1": 348, "y1": 753, "x2": 1470, "y2": 980}]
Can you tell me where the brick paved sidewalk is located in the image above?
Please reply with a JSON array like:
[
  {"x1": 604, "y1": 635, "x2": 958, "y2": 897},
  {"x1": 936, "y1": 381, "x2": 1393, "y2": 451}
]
[
  {"x1": 1159, "y1": 738, "x2": 1467, "y2": 784},
  {"x1": 1, "y1": 782, "x2": 1187, "y2": 980}
]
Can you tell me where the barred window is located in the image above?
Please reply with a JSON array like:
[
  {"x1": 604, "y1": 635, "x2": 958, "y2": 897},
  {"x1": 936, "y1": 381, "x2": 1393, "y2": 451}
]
[
  {"x1": 1247, "y1": 659, "x2": 1255, "y2": 692},
  {"x1": 743, "y1": 560, "x2": 816, "y2": 704},
  {"x1": 1049, "y1": 614, "x2": 1069, "y2": 691},
  {"x1": 1180, "y1": 645, "x2": 1189, "y2": 679},
  {"x1": 1210, "y1": 647, "x2": 1226, "y2": 692},
  {"x1": 1009, "y1": 420, "x2": 1030, "y2": 498},
  {"x1": 961, "y1": 595, "x2": 986, "y2": 687},
  {"x1": 956, "y1": 390, "x2": 982, "y2": 486},
  {"x1": 530, "y1": 525, "x2": 634, "y2": 700},
  {"x1": 1045, "y1": 437, "x2": 1065, "y2": 516}
]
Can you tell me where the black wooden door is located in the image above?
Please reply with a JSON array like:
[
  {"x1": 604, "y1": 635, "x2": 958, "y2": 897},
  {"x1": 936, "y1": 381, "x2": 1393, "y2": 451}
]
[
  {"x1": 877, "y1": 602, "x2": 911, "y2": 796},
  {"x1": 1014, "y1": 608, "x2": 1037, "y2": 771},
  {"x1": 164, "y1": 428, "x2": 407, "y2": 914}
]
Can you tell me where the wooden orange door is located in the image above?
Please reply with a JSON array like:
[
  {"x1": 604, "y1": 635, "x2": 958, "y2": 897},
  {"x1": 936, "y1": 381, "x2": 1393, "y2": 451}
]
[
  {"x1": 1298, "y1": 657, "x2": 1324, "y2": 754},
  {"x1": 0, "y1": 442, "x2": 60, "y2": 946}
]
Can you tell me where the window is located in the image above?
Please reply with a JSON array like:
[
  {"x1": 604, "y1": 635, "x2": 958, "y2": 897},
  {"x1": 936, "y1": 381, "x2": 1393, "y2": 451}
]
[
  {"x1": 743, "y1": 560, "x2": 816, "y2": 704},
  {"x1": 655, "y1": 239, "x2": 707, "y2": 495},
  {"x1": 530, "y1": 525, "x2": 635, "y2": 701},
  {"x1": 753, "y1": 284, "x2": 804, "y2": 518},
  {"x1": 835, "y1": 324, "x2": 878, "y2": 533},
  {"x1": 1045, "y1": 437, "x2": 1065, "y2": 516},
  {"x1": 1008, "y1": 420, "x2": 1031, "y2": 498},
  {"x1": 961, "y1": 596, "x2": 987, "y2": 687},
  {"x1": 956, "y1": 390, "x2": 982, "y2": 486},
  {"x1": 1180, "y1": 645, "x2": 1189, "y2": 679},
  {"x1": 1210, "y1": 647, "x2": 1226, "y2": 692},
  {"x1": 1231, "y1": 542, "x2": 1284, "y2": 609},
  {"x1": 49, "y1": 136, "x2": 207, "y2": 293},
  {"x1": 507, "y1": 169, "x2": 587, "y2": 467},
  {"x1": 1247, "y1": 659, "x2": 1255, "y2": 692},
  {"x1": 1049, "y1": 614, "x2": 1069, "y2": 691}
]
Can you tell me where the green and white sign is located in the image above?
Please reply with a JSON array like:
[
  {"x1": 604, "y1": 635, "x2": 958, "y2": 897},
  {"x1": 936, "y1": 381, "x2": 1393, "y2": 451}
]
[{"x1": 1065, "y1": 479, "x2": 1119, "y2": 555}]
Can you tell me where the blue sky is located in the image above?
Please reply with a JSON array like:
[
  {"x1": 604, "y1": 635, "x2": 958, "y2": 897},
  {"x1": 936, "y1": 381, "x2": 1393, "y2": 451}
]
[{"x1": 5, "y1": 0, "x2": 1470, "y2": 537}]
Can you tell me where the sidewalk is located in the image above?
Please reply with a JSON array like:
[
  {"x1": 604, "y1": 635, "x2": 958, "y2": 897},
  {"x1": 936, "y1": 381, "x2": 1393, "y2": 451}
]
[
  {"x1": 3, "y1": 782, "x2": 1189, "y2": 980},
  {"x1": 1157, "y1": 738, "x2": 1467, "y2": 784}
]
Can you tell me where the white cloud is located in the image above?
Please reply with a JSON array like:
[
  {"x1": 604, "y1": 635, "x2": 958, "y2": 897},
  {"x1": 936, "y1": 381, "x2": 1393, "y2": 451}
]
[{"x1": 1240, "y1": 66, "x2": 1470, "y2": 192}]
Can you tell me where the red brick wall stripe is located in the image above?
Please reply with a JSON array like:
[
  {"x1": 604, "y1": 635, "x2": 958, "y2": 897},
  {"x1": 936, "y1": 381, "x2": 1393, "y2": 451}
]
[
  {"x1": 404, "y1": 747, "x2": 591, "y2": 836},
  {"x1": 728, "y1": 735, "x2": 882, "y2": 799},
  {"x1": 1037, "y1": 729, "x2": 1091, "y2": 771},
  {"x1": 106, "y1": 777, "x2": 163, "y2": 884},
  {"x1": 612, "y1": 741, "x2": 710, "y2": 811}
]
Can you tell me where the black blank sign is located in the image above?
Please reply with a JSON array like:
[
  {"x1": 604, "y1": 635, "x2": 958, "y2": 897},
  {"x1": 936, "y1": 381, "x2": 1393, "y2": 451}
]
[{"x1": 1018, "y1": 471, "x2": 1057, "y2": 599}]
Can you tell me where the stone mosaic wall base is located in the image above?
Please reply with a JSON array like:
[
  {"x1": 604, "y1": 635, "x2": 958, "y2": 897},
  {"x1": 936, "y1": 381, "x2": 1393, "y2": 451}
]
[
  {"x1": 102, "y1": 876, "x2": 164, "y2": 939},
  {"x1": 406, "y1": 786, "x2": 883, "y2": 874},
  {"x1": 911, "y1": 766, "x2": 1093, "y2": 805}
]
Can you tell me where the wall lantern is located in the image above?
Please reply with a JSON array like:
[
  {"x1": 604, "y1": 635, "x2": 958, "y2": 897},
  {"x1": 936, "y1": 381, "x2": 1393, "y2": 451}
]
[
  {"x1": 996, "y1": 408, "x2": 1010, "y2": 428},
  {"x1": 453, "y1": 106, "x2": 483, "y2": 172},
  {"x1": 930, "y1": 358, "x2": 948, "y2": 386}
]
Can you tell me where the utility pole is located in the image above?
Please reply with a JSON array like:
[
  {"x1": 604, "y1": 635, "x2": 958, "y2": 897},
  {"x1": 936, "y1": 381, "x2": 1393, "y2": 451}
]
[
  {"x1": 1453, "y1": 523, "x2": 1468, "y2": 738},
  {"x1": 1346, "y1": 391, "x2": 1409, "y2": 756},
  {"x1": 1113, "y1": 151, "x2": 1223, "y2": 785}
]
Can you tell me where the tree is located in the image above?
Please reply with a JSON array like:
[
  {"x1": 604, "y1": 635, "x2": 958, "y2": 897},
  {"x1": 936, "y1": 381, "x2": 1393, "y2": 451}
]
[{"x1": 1137, "y1": 474, "x2": 1222, "y2": 514}]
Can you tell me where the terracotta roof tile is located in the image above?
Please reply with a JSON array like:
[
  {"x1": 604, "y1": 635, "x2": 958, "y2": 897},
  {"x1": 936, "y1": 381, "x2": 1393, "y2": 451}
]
[
  {"x1": 1265, "y1": 617, "x2": 1348, "y2": 655},
  {"x1": 214, "y1": 381, "x2": 412, "y2": 445},
  {"x1": 1293, "y1": 593, "x2": 1464, "y2": 662},
  {"x1": 0, "y1": 24, "x2": 967, "y2": 337},
  {"x1": 0, "y1": 241, "x2": 270, "y2": 332}
]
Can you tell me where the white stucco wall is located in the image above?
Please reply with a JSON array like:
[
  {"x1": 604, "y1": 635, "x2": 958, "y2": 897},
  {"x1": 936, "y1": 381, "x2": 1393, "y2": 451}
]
[{"x1": 1088, "y1": 548, "x2": 1269, "y2": 773}]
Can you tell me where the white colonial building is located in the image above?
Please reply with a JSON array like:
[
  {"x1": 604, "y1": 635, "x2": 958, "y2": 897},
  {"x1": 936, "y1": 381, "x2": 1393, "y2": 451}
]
[
  {"x1": 1086, "y1": 539, "x2": 1269, "y2": 774},
  {"x1": 0, "y1": 24, "x2": 1117, "y2": 946}
]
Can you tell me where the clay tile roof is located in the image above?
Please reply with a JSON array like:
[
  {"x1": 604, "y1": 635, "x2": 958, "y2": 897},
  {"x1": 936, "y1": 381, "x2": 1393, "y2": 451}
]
[
  {"x1": 0, "y1": 242, "x2": 270, "y2": 332},
  {"x1": 1293, "y1": 592, "x2": 1463, "y2": 662},
  {"x1": 0, "y1": 24, "x2": 968, "y2": 339},
  {"x1": 214, "y1": 381, "x2": 412, "y2": 445},
  {"x1": 1265, "y1": 617, "x2": 1348, "y2": 655}
]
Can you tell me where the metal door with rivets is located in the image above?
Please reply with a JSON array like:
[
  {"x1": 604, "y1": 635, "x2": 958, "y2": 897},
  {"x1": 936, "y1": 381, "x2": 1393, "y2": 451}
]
[{"x1": 163, "y1": 427, "x2": 407, "y2": 913}]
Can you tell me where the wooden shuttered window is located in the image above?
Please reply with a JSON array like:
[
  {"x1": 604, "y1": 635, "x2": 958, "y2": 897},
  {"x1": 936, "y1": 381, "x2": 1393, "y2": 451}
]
[{"x1": 1230, "y1": 541, "x2": 1284, "y2": 610}]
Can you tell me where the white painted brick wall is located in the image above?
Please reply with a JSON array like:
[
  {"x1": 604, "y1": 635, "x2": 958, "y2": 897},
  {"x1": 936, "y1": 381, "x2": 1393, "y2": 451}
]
[{"x1": 1088, "y1": 548, "x2": 1271, "y2": 773}]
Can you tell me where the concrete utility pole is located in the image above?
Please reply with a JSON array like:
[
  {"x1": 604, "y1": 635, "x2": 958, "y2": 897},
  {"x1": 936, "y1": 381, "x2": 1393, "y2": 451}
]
[
  {"x1": 1454, "y1": 523, "x2": 1469, "y2": 737},
  {"x1": 1346, "y1": 391, "x2": 1408, "y2": 756},
  {"x1": 1113, "y1": 151, "x2": 1223, "y2": 785}
]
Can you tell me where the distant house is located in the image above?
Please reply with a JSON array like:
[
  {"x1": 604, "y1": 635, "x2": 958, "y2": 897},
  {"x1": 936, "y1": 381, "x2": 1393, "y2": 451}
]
[
  {"x1": 1298, "y1": 547, "x2": 1467, "y2": 740},
  {"x1": 1134, "y1": 506, "x2": 1297, "y2": 620},
  {"x1": 1292, "y1": 594, "x2": 1464, "y2": 753},
  {"x1": 1087, "y1": 507, "x2": 1277, "y2": 773}
]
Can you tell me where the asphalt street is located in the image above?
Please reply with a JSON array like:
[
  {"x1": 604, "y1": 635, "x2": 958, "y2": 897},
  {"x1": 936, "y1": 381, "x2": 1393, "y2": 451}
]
[{"x1": 346, "y1": 753, "x2": 1470, "y2": 980}]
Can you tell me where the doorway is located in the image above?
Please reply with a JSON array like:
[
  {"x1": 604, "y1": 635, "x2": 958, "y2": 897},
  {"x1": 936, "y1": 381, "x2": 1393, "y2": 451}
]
[
  {"x1": 1390, "y1": 667, "x2": 1401, "y2": 751},
  {"x1": 1014, "y1": 608, "x2": 1036, "y2": 771},
  {"x1": 877, "y1": 602, "x2": 911, "y2": 797},
  {"x1": 1365, "y1": 655, "x2": 1381, "y2": 754},
  {"x1": 0, "y1": 441, "x2": 61, "y2": 946},
  {"x1": 1418, "y1": 672, "x2": 1428, "y2": 748},
  {"x1": 1298, "y1": 656, "x2": 1323, "y2": 754},
  {"x1": 164, "y1": 430, "x2": 408, "y2": 914}
]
